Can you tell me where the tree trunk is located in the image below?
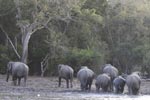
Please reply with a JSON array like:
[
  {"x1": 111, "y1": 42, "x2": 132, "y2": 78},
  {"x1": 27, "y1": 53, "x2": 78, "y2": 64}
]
[{"x1": 21, "y1": 32, "x2": 31, "y2": 64}]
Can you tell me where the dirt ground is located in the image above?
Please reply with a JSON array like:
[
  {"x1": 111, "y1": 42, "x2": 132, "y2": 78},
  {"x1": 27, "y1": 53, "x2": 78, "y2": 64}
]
[{"x1": 0, "y1": 75, "x2": 150, "y2": 100}]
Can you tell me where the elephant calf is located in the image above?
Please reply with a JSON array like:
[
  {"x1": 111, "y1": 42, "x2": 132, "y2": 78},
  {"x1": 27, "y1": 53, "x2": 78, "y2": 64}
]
[
  {"x1": 126, "y1": 72, "x2": 141, "y2": 95},
  {"x1": 58, "y1": 64, "x2": 74, "y2": 88},
  {"x1": 77, "y1": 66, "x2": 95, "y2": 91},
  {"x1": 6, "y1": 61, "x2": 29, "y2": 86},
  {"x1": 95, "y1": 73, "x2": 111, "y2": 92},
  {"x1": 113, "y1": 76, "x2": 126, "y2": 94}
]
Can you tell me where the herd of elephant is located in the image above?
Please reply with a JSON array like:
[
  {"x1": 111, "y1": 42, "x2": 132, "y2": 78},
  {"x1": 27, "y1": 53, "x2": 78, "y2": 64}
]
[
  {"x1": 58, "y1": 64, "x2": 141, "y2": 95},
  {"x1": 6, "y1": 61, "x2": 141, "y2": 95}
]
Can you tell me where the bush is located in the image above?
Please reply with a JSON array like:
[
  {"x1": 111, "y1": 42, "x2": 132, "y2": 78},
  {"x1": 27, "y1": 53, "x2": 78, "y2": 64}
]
[{"x1": 64, "y1": 48, "x2": 104, "y2": 74}]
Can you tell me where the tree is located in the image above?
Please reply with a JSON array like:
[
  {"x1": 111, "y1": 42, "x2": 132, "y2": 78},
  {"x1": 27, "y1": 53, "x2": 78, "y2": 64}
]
[
  {"x1": 105, "y1": 0, "x2": 150, "y2": 73},
  {"x1": 13, "y1": 0, "x2": 82, "y2": 64}
]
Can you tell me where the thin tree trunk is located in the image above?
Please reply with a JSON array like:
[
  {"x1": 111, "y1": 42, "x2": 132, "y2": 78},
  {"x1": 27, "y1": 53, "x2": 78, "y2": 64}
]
[
  {"x1": 0, "y1": 25, "x2": 21, "y2": 59},
  {"x1": 40, "y1": 54, "x2": 49, "y2": 77}
]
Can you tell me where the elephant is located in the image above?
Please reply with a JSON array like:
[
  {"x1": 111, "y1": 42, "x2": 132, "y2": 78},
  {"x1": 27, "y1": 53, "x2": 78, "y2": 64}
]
[
  {"x1": 113, "y1": 76, "x2": 126, "y2": 94},
  {"x1": 6, "y1": 61, "x2": 29, "y2": 86},
  {"x1": 95, "y1": 73, "x2": 111, "y2": 92},
  {"x1": 77, "y1": 66, "x2": 95, "y2": 91},
  {"x1": 58, "y1": 64, "x2": 74, "y2": 88},
  {"x1": 103, "y1": 64, "x2": 118, "y2": 91},
  {"x1": 126, "y1": 72, "x2": 141, "y2": 95}
]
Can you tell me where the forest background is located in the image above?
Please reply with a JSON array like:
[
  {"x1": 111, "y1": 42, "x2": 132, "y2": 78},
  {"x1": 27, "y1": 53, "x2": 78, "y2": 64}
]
[{"x1": 0, "y1": 0, "x2": 150, "y2": 77}]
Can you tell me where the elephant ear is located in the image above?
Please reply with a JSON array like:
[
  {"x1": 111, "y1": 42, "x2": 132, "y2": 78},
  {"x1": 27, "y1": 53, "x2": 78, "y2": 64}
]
[
  {"x1": 7, "y1": 62, "x2": 13, "y2": 72},
  {"x1": 58, "y1": 64, "x2": 63, "y2": 71},
  {"x1": 121, "y1": 73, "x2": 128, "y2": 79},
  {"x1": 132, "y1": 71, "x2": 141, "y2": 78}
]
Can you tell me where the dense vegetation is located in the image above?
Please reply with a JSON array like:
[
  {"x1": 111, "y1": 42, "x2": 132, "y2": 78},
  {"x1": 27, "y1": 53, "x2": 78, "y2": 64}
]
[{"x1": 0, "y1": 0, "x2": 150, "y2": 77}]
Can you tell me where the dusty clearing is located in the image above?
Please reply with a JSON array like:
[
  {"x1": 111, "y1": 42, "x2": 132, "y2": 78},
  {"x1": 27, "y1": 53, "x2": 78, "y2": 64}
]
[{"x1": 0, "y1": 75, "x2": 150, "y2": 100}]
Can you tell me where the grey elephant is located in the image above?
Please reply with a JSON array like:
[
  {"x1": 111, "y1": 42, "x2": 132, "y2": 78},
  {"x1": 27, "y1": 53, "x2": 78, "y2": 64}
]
[
  {"x1": 77, "y1": 66, "x2": 95, "y2": 91},
  {"x1": 58, "y1": 64, "x2": 74, "y2": 88},
  {"x1": 113, "y1": 76, "x2": 126, "y2": 94},
  {"x1": 126, "y1": 72, "x2": 141, "y2": 95},
  {"x1": 95, "y1": 73, "x2": 111, "y2": 92},
  {"x1": 6, "y1": 61, "x2": 29, "y2": 86},
  {"x1": 103, "y1": 64, "x2": 118, "y2": 91}
]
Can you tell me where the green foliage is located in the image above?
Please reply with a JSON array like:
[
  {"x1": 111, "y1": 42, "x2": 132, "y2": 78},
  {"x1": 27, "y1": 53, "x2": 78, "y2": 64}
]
[
  {"x1": 59, "y1": 48, "x2": 104, "y2": 73},
  {"x1": 69, "y1": 48, "x2": 98, "y2": 65},
  {"x1": 0, "y1": 0, "x2": 15, "y2": 16},
  {"x1": 82, "y1": 0, "x2": 108, "y2": 16},
  {"x1": 0, "y1": 45, "x2": 11, "y2": 74}
]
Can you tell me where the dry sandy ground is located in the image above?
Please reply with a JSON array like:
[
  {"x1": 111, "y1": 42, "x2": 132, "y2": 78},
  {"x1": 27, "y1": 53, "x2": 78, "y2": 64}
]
[{"x1": 0, "y1": 75, "x2": 150, "y2": 100}]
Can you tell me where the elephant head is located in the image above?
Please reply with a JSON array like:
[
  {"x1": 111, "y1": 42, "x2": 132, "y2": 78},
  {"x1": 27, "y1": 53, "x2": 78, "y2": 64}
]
[{"x1": 6, "y1": 61, "x2": 14, "y2": 82}]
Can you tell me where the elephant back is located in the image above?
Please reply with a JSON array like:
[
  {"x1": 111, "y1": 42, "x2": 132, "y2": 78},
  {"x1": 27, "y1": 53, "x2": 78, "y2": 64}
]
[
  {"x1": 96, "y1": 73, "x2": 111, "y2": 86},
  {"x1": 113, "y1": 76, "x2": 126, "y2": 87},
  {"x1": 77, "y1": 66, "x2": 94, "y2": 83},
  {"x1": 12, "y1": 62, "x2": 29, "y2": 77},
  {"x1": 126, "y1": 72, "x2": 141, "y2": 87},
  {"x1": 58, "y1": 64, "x2": 74, "y2": 79},
  {"x1": 103, "y1": 64, "x2": 118, "y2": 80}
]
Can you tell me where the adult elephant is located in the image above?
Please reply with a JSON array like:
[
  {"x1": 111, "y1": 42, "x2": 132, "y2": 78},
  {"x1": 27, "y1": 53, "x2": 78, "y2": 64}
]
[
  {"x1": 58, "y1": 64, "x2": 74, "y2": 88},
  {"x1": 126, "y1": 72, "x2": 141, "y2": 95},
  {"x1": 6, "y1": 61, "x2": 29, "y2": 86},
  {"x1": 103, "y1": 64, "x2": 118, "y2": 91},
  {"x1": 95, "y1": 73, "x2": 111, "y2": 92},
  {"x1": 77, "y1": 66, "x2": 95, "y2": 91},
  {"x1": 113, "y1": 76, "x2": 126, "y2": 94}
]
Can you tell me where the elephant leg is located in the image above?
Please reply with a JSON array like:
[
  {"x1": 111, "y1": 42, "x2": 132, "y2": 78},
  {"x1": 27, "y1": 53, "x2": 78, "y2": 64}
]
[
  {"x1": 12, "y1": 76, "x2": 17, "y2": 86},
  {"x1": 86, "y1": 79, "x2": 92, "y2": 91},
  {"x1": 58, "y1": 77, "x2": 61, "y2": 87},
  {"x1": 70, "y1": 79, "x2": 73, "y2": 88},
  {"x1": 88, "y1": 82, "x2": 92, "y2": 91},
  {"x1": 81, "y1": 83, "x2": 85, "y2": 91},
  {"x1": 108, "y1": 83, "x2": 111, "y2": 92},
  {"x1": 96, "y1": 84, "x2": 100, "y2": 92},
  {"x1": 66, "y1": 79, "x2": 69, "y2": 88},
  {"x1": 106, "y1": 85, "x2": 109, "y2": 92},
  {"x1": 6, "y1": 73, "x2": 9, "y2": 82},
  {"x1": 133, "y1": 88, "x2": 138, "y2": 95},
  {"x1": 120, "y1": 87, "x2": 124, "y2": 93},
  {"x1": 110, "y1": 83, "x2": 113, "y2": 91},
  {"x1": 113, "y1": 85, "x2": 117, "y2": 93},
  {"x1": 85, "y1": 83, "x2": 89, "y2": 90},
  {"x1": 18, "y1": 78, "x2": 21, "y2": 86},
  {"x1": 102, "y1": 86, "x2": 107, "y2": 92},
  {"x1": 23, "y1": 76, "x2": 27, "y2": 86},
  {"x1": 129, "y1": 87, "x2": 132, "y2": 95}
]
